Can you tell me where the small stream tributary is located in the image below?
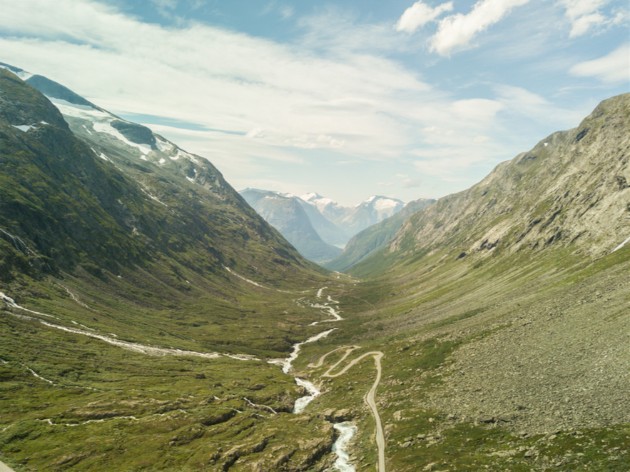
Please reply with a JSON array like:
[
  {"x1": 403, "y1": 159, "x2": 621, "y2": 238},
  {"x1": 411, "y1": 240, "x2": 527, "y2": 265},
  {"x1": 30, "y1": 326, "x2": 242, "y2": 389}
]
[{"x1": 269, "y1": 288, "x2": 357, "y2": 471}]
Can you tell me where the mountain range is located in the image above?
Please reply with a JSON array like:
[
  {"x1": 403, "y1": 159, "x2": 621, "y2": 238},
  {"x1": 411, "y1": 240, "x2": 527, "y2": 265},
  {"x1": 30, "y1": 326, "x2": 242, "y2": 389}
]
[
  {"x1": 239, "y1": 188, "x2": 343, "y2": 264},
  {"x1": 0, "y1": 61, "x2": 628, "y2": 472},
  {"x1": 0, "y1": 63, "x2": 317, "y2": 285},
  {"x1": 325, "y1": 197, "x2": 435, "y2": 271},
  {"x1": 240, "y1": 189, "x2": 407, "y2": 264}
]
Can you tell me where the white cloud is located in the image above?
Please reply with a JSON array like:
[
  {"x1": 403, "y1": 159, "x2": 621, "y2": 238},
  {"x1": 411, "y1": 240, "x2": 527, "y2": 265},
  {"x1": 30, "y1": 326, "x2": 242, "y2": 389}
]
[
  {"x1": 569, "y1": 12, "x2": 606, "y2": 37},
  {"x1": 569, "y1": 43, "x2": 630, "y2": 83},
  {"x1": 395, "y1": 1, "x2": 453, "y2": 33},
  {"x1": 559, "y1": 0, "x2": 607, "y2": 37},
  {"x1": 559, "y1": 0, "x2": 630, "y2": 37},
  {"x1": 429, "y1": 0, "x2": 530, "y2": 56},
  {"x1": 280, "y1": 6, "x2": 294, "y2": 20},
  {"x1": 1, "y1": 0, "x2": 607, "y2": 204},
  {"x1": 0, "y1": 1, "x2": 431, "y2": 161},
  {"x1": 450, "y1": 98, "x2": 504, "y2": 123}
]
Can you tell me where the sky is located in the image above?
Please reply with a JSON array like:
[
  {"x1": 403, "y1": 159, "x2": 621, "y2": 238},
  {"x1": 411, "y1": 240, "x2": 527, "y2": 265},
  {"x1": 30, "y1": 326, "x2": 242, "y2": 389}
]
[{"x1": 0, "y1": 0, "x2": 628, "y2": 206}]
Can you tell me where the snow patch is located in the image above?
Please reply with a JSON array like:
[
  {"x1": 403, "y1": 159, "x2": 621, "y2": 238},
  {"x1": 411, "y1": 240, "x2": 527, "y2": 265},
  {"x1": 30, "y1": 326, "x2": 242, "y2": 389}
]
[
  {"x1": 12, "y1": 124, "x2": 33, "y2": 132},
  {"x1": 177, "y1": 149, "x2": 199, "y2": 163},
  {"x1": 92, "y1": 121, "x2": 152, "y2": 155},
  {"x1": 300, "y1": 193, "x2": 339, "y2": 213},
  {"x1": 49, "y1": 97, "x2": 111, "y2": 120},
  {"x1": 50, "y1": 98, "x2": 152, "y2": 156},
  {"x1": 156, "y1": 136, "x2": 175, "y2": 153},
  {"x1": 373, "y1": 198, "x2": 401, "y2": 212},
  {"x1": 16, "y1": 70, "x2": 34, "y2": 81}
]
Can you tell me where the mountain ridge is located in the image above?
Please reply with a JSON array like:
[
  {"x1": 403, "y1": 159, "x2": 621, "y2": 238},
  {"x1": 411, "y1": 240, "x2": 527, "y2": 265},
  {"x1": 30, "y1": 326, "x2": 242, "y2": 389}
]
[
  {"x1": 370, "y1": 93, "x2": 630, "y2": 272},
  {"x1": 240, "y1": 188, "x2": 342, "y2": 263},
  {"x1": 241, "y1": 189, "x2": 407, "y2": 263}
]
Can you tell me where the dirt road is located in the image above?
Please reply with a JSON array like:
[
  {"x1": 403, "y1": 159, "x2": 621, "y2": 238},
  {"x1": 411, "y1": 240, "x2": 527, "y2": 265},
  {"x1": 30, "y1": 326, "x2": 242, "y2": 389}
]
[
  {"x1": 0, "y1": 461, "x2": 15, "y2": 472},
  {"x1": 320, "y1": 348, "x2": 386, "y2": 472}
]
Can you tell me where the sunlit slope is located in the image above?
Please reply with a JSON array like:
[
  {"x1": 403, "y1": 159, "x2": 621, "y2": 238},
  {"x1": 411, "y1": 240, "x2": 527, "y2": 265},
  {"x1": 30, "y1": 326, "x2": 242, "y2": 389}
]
[
  {"x1": 329, "y1": 94, "x2": 630, "y2": 470},
  {"x1": 363, "y1": 93, "x2": 629, "y2": 276}
]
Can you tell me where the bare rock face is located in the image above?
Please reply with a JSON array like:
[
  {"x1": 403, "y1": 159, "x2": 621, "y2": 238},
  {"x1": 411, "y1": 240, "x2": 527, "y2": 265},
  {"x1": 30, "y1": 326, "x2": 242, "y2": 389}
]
[{"x1": 391, "y1": 93, "x2": 630, "y2": 260}]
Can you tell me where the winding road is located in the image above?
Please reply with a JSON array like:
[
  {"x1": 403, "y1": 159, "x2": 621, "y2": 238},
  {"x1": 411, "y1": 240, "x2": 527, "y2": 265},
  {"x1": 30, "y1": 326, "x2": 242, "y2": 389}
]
[
  {"x1": 0, "y1": 461, "x2": 15, "y2": 472},
  {"x1": 315, "y1": 347, "x2": 386, "y2": 472},
  {"x1": 2, "y1": 276, "x2": 387, "y2": 471}
]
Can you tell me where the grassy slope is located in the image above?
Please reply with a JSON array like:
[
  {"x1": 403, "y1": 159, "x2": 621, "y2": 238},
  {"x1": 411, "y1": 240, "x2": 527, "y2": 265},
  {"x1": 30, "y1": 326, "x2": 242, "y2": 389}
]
[
  {"x1": 307, "y1": 244, "x2": 629, "y2": 471},
  {"x1": 287, "y1": 95, "x2": 630, "y2": 470},
  {"x1": 0, "y1": 269, "x2": 343, "y2": 471},
  {"x1": 0, "y1": 69, "x2": 341, "y2": 470}
]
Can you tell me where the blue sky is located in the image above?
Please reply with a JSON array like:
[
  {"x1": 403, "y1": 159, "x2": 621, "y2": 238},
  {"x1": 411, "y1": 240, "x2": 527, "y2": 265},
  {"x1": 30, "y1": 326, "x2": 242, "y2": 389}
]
[{"x1": 1, "y1": 0, "x2": 628, "y2": 205}]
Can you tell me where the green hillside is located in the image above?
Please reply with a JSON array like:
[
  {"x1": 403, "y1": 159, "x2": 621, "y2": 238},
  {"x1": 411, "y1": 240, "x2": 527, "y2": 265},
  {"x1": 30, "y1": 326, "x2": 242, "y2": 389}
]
[{"x1": 1, "y1": 66, "x2": 628, "y2": 471}]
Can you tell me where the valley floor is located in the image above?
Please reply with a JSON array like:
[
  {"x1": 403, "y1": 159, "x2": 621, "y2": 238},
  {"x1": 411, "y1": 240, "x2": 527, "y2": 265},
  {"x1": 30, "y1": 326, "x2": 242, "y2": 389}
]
[{"x1": 1, "y1": 248, "x2": 629, "y2": 470}]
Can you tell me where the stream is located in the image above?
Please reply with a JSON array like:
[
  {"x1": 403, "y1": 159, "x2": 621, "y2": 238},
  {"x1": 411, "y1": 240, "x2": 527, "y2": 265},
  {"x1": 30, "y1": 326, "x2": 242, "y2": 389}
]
[
  {"x1": 272, "y1": 288, "x2": 357, "y2": 471},
  {"x1": 332, "y1": 422, "x2": 358, "y2": 472},
  {"x1": 2, "y1": 281, "x2": 359, "y2": 470}
]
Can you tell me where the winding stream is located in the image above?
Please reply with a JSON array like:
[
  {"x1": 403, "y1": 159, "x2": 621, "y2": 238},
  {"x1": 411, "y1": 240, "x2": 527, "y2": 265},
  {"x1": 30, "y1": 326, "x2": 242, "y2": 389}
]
[
  {"x1": 1, "y1": 279, "x2": 368, "y2": 470},
  {"x1": 275, "y1": 288, "x2": 360, "y2": 470}
]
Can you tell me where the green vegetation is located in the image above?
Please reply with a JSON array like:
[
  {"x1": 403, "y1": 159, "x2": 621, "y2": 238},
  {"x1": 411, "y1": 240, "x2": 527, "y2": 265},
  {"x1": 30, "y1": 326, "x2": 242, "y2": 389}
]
[{"x1": 1, "y1": 70, "x2": 628, "y2": 471}]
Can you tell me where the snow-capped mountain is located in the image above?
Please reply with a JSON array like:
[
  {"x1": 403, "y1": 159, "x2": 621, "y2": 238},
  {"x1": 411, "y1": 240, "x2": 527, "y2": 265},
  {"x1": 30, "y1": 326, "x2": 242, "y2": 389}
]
[
  {"x1": 241, "y1": 189, "x2": 406, "y2": 263},
  {"x1": 300, "y1": 193, "x2": 405, "y2": 237},
  {"x1": 0, "y1": 62, "x2": 310, "y2": 282},
  {"x1": 0, "y1": 62, "x2": 223, "y2": 195},
  {"x1": 300, "y1": 193, "x2": 349, "y2": 223},
  {"x1": 341, "y1": 195, "x2": 405, "y2": 235},
  {"x1": 240, "y1": 189, "x2": 342, "y2": 263}
]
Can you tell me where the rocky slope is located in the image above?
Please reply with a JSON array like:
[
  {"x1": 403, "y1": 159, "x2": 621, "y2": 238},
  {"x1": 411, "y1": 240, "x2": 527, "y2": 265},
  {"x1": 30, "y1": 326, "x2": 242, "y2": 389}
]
[
  {"x1": 388, "y1": 94, "x2": 630, "y2": 263},
  {"x1": 336, "y1": 94, "x2": 630, "y2": 470}
]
